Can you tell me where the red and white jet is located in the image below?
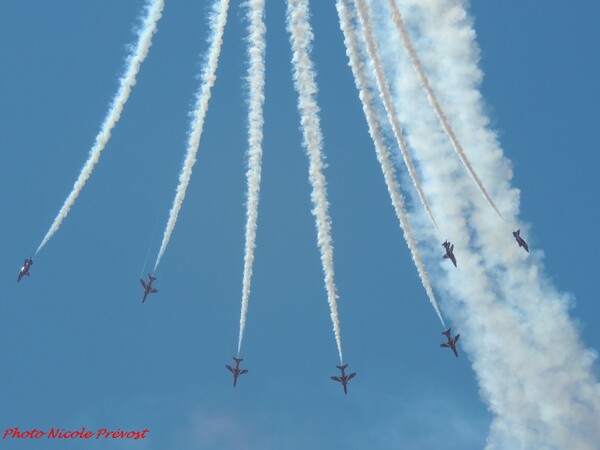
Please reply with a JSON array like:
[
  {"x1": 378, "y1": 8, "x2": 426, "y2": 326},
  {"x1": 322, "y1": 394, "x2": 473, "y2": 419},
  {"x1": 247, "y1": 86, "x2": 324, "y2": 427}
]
[
  {"x1": 440, "y1": 328, "x2": 460, "y2": 358},
  {"x1": 17, "y1": 258, "x2": 33, "y2": 282},
  {"x1": 442, "y1": 241, "x2": 457, "y2": 268},
  {"x1": 226, "y1": 357, "x2": 248, "y2": 387},
  {"x1": 331, "y1": 364, "x2": 356, "y2": 395},
  {"x1": 512, "y1": 229, "x2": 529, "y2": 253},
  {"x1": 140, "y1": 273, "x2": 158, "y2": 303}
]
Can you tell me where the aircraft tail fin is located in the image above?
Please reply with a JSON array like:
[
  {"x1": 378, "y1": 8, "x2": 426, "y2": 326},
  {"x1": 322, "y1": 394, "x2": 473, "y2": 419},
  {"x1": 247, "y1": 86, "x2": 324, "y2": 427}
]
[{"x1": 337, "y1": 364, "x2": 348, "y2": 371}]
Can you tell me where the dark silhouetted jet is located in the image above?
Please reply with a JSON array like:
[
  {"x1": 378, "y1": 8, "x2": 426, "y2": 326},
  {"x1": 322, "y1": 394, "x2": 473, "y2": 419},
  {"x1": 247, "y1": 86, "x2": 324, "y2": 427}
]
[
  {"x1": 442, "y1": 240, "x2": 457, "y2": 267},
  {"x1": 17, "y1": 258, "x2": 33, "y2": 282},
  {"x1": 140, "y1": 274, "x2": 158, "y2": 303},
  {"x1": 226, "y1": 357, "x2": 248, "y2": 387},
  {"x1": 440, "y1": 328, "x2": 460, "y2": 358},
  {"x1": 331, "y1": 364, "x2": 356, "y2": 395},
  {"x1": 513, "y1": 229, "x2": 529, "y2": 253}
]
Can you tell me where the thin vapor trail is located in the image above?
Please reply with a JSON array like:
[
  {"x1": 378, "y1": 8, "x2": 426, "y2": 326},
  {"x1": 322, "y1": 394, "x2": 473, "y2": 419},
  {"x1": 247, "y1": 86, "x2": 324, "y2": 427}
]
[
  {"x1": 377, "y1": 0, "x2": 600, "y2": 447},
  {"x1": 36, "y1": 0, "x2": 164, "y2": 254},
  {"x1": 154, "y1": 0, "x2": 230, "y2": 270},
  {"x1": 286, "y1": 0, "x2": 344, "y2": 363},
  {"x1": 237, "y1": 0, "x2": 266, "y2": 356},
  {"x1": 352, "y1": 0, "x2": 438, "y2": 230},
  {"x1": 386, "y1": 0, "x2": 503, "y2": 219},
  {"x1": 336, "y1": 0, "x2": 445, "y2": 328}
]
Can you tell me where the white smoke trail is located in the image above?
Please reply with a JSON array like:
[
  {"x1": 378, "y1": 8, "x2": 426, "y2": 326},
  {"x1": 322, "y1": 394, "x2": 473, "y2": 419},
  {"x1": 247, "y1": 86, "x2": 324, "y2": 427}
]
[
  {"x1": 154, "y1": 0, "x2": 230, "y2": 270},
  {"x1": 374, "y1": 0, "x2": 600, "y2": 447},
  {"x1": 352, "y1": 0, "x2": 438, "y2": 230},
  {"x1": 36, "y1": 0, "x2": 164, "y2": 254},
  {"x1": 336, "y1": 0, "x2": 445, "y2": 328},
  {"x1": 385, "y1": 0, "x2": 503, "y2": 220},
  {"x1": 286, "y1": 0, "x2": 344, "y2": 363},
  {"x1": 237, "y1": 0, "x2": 266, "y2": 356}
]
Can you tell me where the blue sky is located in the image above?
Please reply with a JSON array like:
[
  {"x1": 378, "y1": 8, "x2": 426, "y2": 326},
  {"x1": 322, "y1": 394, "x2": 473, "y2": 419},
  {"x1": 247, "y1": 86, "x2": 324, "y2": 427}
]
[{"x1": 1, "y1": 1, "x2": 599, "y2": 449}]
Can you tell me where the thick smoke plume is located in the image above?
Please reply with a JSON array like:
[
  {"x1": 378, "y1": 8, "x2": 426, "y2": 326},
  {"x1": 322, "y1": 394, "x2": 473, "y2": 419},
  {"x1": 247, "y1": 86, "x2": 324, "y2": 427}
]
[
  {"x1": 287, "y1": 0, "x2": 344, "y2": 363},
  {"x1": 237, "y1": 0, "x2": 266, "y2": 356},
  {"x1": 154, "y1": 0, "x2": 230, "y2": 270},
  {"x1": 37, "y1": 0, "x2": 164, "y2": 254}
]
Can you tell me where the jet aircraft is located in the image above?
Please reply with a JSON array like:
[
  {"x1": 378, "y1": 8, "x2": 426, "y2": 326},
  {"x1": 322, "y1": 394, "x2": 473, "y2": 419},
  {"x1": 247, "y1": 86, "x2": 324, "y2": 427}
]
[
  {"x1": 513, "y1": 229, "x2": 529, "y2": 253},
  {"x1": 331, "y1": 364, "x2": 356, "y2": 395},
  {"x1": 140, "y1": 273, "x2": 158, "y2": 303},
  {"x1": 442, "y1": 240, "x2": 457, "y2": 267},
  {"x1": 17, "y1": 258, "x2": 33, "y2": 282},
  {"x1": 226, "y1": 357, "x2": 248, "y2": 387},
  {"x1": 440, "y1": 328, "x2": 460, "y2": 358}
]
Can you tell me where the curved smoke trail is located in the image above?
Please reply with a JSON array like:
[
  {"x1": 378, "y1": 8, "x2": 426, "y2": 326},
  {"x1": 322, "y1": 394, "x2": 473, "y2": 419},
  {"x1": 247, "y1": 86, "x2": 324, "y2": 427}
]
[
  {"x1": 237, "y1": 0, "x2": 266, "y2": 356},
  {"x1": 386, "y1": 0, "x2": 503, "y2": 219},
  {"x1": 352, "y1": 0, "x2": 438, "y2": 230},
  {"x1": 286, "y1": 0, "x2": 344, "y2": 363},
  {"x1": 36, "y1": 0, "x2": 164, "y2": 254},
  {"x1": 336, "y1": 0, "x2": 445, "y2": 329},
  {"x1": 154, "y1": 0, "x2": 230, "y2": 270},
  {"x1": 376, "y1": 1, "x2": 600, "y2": 447}
]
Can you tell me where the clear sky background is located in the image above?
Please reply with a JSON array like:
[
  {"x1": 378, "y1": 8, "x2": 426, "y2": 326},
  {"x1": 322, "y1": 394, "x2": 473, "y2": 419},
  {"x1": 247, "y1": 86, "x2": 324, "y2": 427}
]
[{"x1": 0, "y1": 1, "x2": 598, "y2": 449}]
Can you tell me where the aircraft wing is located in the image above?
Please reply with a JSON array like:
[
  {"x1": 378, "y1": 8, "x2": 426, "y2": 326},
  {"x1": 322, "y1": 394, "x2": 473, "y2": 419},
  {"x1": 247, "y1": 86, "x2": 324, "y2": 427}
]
[
  {"x1": 140, "y1": 279, "x2": 146, "y2": 288},
  {"x1": 240, "y1": 369, "x2": 248, "y2": 375},
  {"x1": 151, "y1": 288, "x2": 158, "y2": 293},
  {"x1": 347, "y1": 373, "x2": 356, "y2": 381},
  {"x1": 441, "y1": 343, "x2": 449, "y2": 348},
  {"x1": 454, "y1": 334, "x2": 460, "y2": 344},
  {"x1": 331, "y1": 376, "x2": 341, "y2": 382},
  {"x1": 226, "y1": 365, "x2": 234, "y2": 373},
  {"x1": 443, "y1": 254, "x2": 449, "y2": 259}
]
